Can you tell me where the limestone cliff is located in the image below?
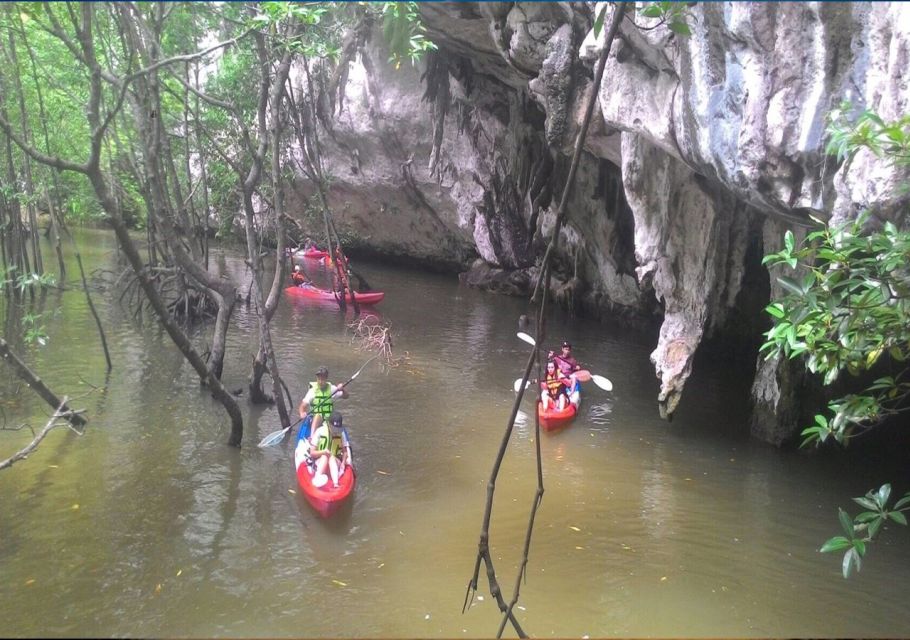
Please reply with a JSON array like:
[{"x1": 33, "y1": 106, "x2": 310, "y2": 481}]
[{"x1": 286, "y1": 2, "x2": 910, "y2": 444}]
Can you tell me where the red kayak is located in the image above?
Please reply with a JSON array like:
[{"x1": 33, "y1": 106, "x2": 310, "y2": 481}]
[
  {"x1": 537, "y1": 390, "x2": 581, "y2": 432},
  {"x1": 295, "y1": 247, "x2": 330, "y2": 260},
  {"x1": 293, "y1": 416, "x2": 355, "y2": 517},
  {"x1": 285, "y1": 283, "x2": 384, "y2": 305}
]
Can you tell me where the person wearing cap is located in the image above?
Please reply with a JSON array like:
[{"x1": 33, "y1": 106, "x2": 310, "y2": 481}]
[
  {"x1": 307, "y1": 411, "x2": 352, "y2": 489},
  {"x1": 298, "y1": 366, "x2": 348, "y2": 431},
  {"x1": 548, "y1": 341, "x2": 581, "y2": 398}
]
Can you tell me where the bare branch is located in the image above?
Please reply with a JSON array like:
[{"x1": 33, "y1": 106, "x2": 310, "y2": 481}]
[
  {"x1": 0, "y1": 398, "x2": 85, "y2": 471},
  {"x1": 122, "y1": 28, "x2": 254, "y2": 84}
]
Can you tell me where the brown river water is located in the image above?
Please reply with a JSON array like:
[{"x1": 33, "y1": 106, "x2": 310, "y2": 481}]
[{"x1": 1, "y1": 229, "x2": 909, "y2": 637}]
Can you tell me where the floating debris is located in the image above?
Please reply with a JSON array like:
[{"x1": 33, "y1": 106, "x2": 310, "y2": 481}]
[
  {"x1": 332, "y1": 579, "x2": 347, "y2": 587},
  {"x1": 569, "y1": 526, "x2": 581, "y2": 532},
  {"x1": 377, "y1": 470, "x2": 389, "y2": 475}
]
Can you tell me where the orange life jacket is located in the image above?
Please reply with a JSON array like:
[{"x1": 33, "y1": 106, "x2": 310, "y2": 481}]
[{"x1": 543, "y1": 370, "x2": 568, "y2": 398}]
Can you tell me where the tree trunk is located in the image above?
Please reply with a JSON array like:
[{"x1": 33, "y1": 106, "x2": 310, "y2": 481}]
[{"x1": 241, "y1": 34, "x2": 293, "y2": 425}]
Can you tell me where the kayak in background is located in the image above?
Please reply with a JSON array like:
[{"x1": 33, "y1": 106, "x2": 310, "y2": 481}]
[
  {"x1": 295, "y1": 247, "x2": 330, "y2": 260},
  {"x1": 285, "y1": 283, "x2": 384, "y2": 305}
]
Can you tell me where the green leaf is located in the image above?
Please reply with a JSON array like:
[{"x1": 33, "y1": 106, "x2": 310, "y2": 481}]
[
  {"x1": 868, "y1": 517, "x2": 883, "y2": 538},
  {"x1": 819, "y1": 536, "x2": 851, "y2": 553},
  {"x1": 593, "y1": 4, "x2": 607, "y2": 37},
  {"x1": 876, "y1": 484, "x2": 892, "y2": 507},
  {"x1": 842, "y1": 548, "x2": 857, "y2": 578},
  {"x1": 852, "y1": 497, "x2": 878, "y2": 511},
  {"x1": 668, "y1": 20, "x2": 692, "y2": 36},
  {"x1": 640, "y1": 5, "x2": 663, "y2": 18},
  {"x1": 777, "y1": 276, "x2": 804, "y2": 296},
  {"x1": 889, "y1": 511, "x2": 908, "y2": 526},
  {"x1": 784, "y1": 230, "x2": 795, "y2": 253},
  {"x1": 765, "y1": 302, "x2": 785, "y2": 319},
  {"x1": 838, "y1": 508, "x2": 854, "y2": 536}
]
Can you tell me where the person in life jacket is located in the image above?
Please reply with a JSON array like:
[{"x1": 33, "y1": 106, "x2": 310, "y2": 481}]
[
  {"x1": 549, "y1": 341, "x2": 581, "y2": 396},
  {"x1": 298, "y1": 366, "x2": 348, "y2": 431},
  {"x1": 291, "y1": 264, "x2": 309, "y2": 286},
  {"x1": 540, "y1": 360, "x2": 572, "y2": 411},
  {"x1": 307, "y1": 411, "x2": 352, "y2": 489}
]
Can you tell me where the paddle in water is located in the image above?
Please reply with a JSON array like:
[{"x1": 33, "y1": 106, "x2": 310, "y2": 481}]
[
  {"x1": 257, "y1": 354, "x2": 381, "y2": 448},
  {"x1": 514, "y1": 332, "x2": 613, "y2": 391}
]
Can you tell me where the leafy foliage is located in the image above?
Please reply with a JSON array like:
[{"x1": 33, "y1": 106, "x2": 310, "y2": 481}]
[
  {"x1": 21, "y1": 311, "x2": 49, "y2": 347},
  {"x1": 820, "y1": 485, "x2": 910, "y2": 578},
  {"x1": 762, "y1": 108, "x2": 910, "y2": 576},
  {"x1": 380, "y1": 2, "x2": 436, "y2": 69},
  {"x1": 0, "y1": 267, "x2": 56, "y2": 296},
  {"x1": 826, "y1": 102, "x2": 910, "y2": 166},
  {"x1": 762, "y1": 215, "x2": 910, "y2": 445},
  {"x1": 596, "y1": 1, "x2": 695, "y2": 38}
]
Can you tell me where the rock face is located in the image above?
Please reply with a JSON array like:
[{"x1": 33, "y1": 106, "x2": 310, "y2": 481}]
[{"x1": 287, "y1": 2, "x2": 910, "y2": 444}]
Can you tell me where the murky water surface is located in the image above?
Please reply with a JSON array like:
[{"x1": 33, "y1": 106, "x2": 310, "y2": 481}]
[{"x1": 2, "y1": 230, "x2": 909, "y2": 637}]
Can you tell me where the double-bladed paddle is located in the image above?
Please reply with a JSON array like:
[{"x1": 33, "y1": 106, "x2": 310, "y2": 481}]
[
  {"x1": 514, "y1": 332, "x2": 613, "y2": 392},
  {"x1": 257, "y1": 353, "x2": 381, "y2": 448}
]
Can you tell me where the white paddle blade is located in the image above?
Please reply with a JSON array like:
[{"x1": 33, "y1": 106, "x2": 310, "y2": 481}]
[
  {"x1": 258, "y1": 426, "x2": 289, "y2": 448},
  {"x1": 513, "y1": 378, "x2": 533, "y2": 392},
  {"x1": 516, "y1": 332, "x2": 536, "y2": 346},
  {"x1": 591, "y1": 374, "x2": 613, "y2": 391}
]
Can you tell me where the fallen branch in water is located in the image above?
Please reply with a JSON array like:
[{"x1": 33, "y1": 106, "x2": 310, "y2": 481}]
[{"x1": 0, "y1": 398, "x2": 85, "y2": 471}]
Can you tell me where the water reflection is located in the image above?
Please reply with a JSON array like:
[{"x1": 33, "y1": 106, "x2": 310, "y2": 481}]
[{"x1": 1, "y1": 230, "x2": 910, "y2": 638}]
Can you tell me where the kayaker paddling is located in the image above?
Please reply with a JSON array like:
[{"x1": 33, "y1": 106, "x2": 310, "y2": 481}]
[
  {"x1": 549, "y1": 341, "x2": 582, "y2": 400},
  {"x1": 298, "y1": 366, "x2": 348, "y2": 431}
]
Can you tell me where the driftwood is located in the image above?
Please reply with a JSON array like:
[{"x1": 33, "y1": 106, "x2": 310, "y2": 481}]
[{"x1": 0, "y1": 398, "x2": 84, "y2": 471}]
